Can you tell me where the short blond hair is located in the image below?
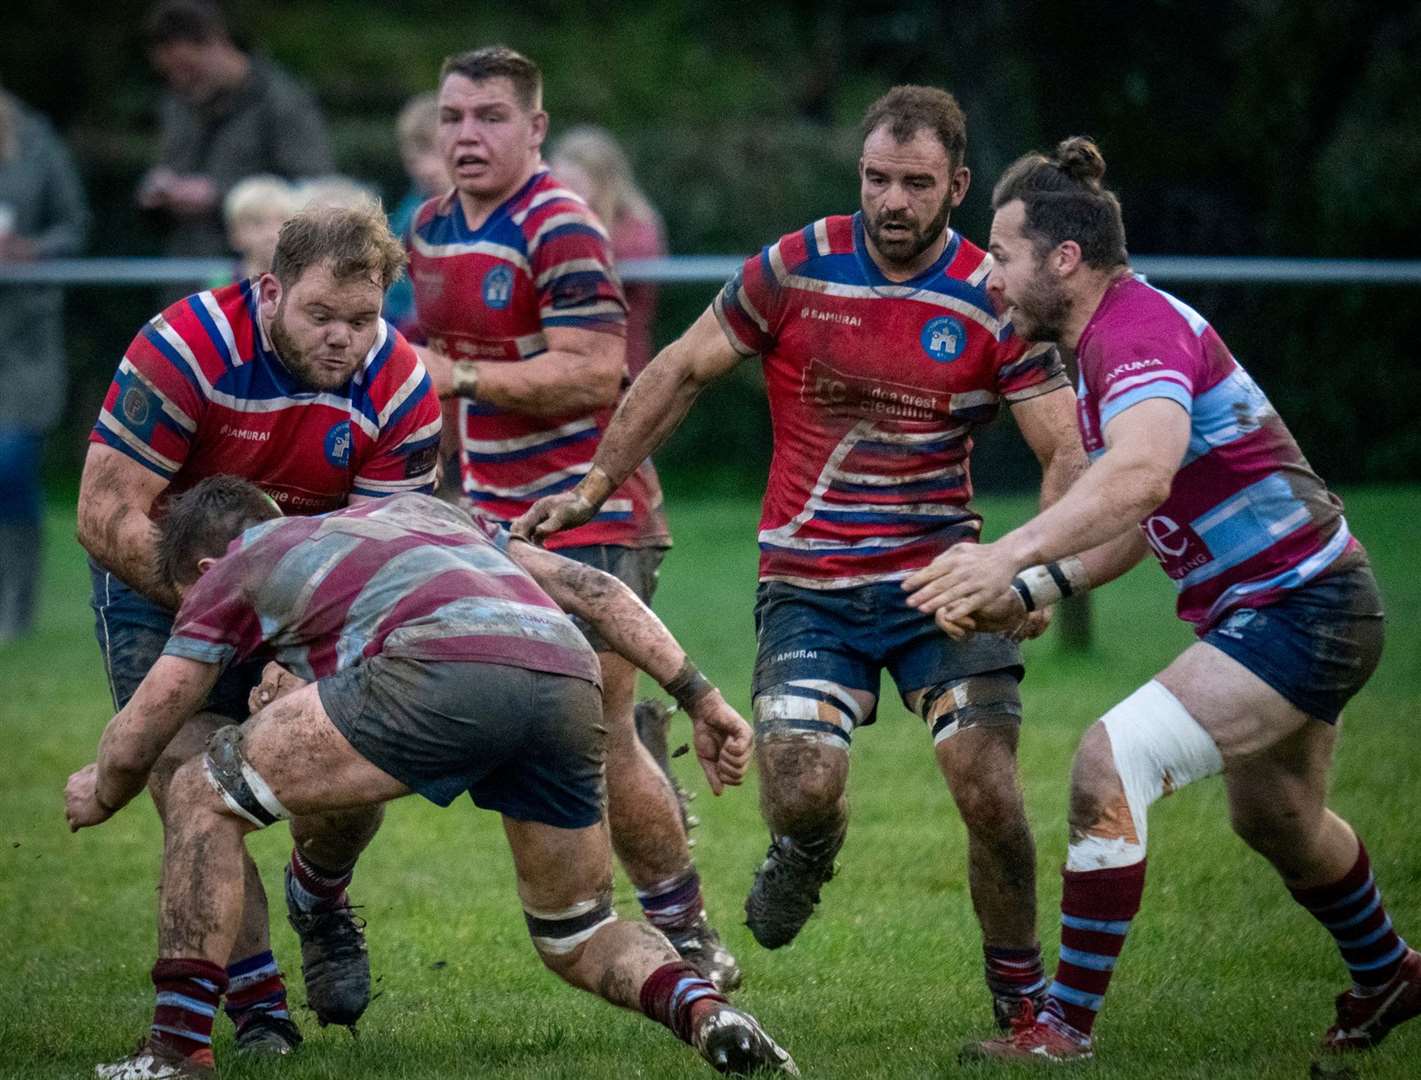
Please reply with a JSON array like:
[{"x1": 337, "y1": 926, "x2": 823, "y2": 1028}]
[{"x1": 223, "y1": 174, "x2": 298, "y2": 228}]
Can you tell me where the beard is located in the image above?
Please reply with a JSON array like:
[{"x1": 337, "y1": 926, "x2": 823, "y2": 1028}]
[
  {"x1": 1009, "y1": 264, "x2": 1073, "y2": 343},
  {"x1": 865, "y1": 193, "x2": 954, "y2": 268},
  {"x1": 268, "y1": 299, "x2": 353, "y2": 392}
]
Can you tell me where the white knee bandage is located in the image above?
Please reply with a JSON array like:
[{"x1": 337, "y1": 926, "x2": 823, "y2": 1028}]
[{"x1": 1067, "y1": 680, "x2": 1223, "y2": 871}]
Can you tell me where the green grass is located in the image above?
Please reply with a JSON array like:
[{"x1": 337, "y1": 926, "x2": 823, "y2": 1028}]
[{"x1": 2, "y1": 488, "x2": 1418, "y2": 1079}]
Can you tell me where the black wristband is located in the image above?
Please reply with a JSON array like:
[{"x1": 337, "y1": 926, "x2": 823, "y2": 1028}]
[
  {"x1": 663, "y1": 658, "x2": 714, "y2": 710},
  {"x1": 1010, "y1": 576, "x2": 1036, "y2": 613}
]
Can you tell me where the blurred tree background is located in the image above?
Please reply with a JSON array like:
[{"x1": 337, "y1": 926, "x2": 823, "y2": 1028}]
[{"x1": 4, "y1": 0, "x2": 1418, "y2": 490}]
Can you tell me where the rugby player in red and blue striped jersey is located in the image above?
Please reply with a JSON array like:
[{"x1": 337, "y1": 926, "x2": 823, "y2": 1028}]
[
  {"x1": 908, "y1": 138, "x2": 1417, "y2": 1066},
  {"x1": 76, "y1": 202, "x2": 441, "y2": 1052},
  {"x1": 66, "y1": 480, "x2": 795, "y2": 1079},
  {"x1": 517, "y1": 86, "x2": 1088, "y2": 1031},
  {"x1": 406, "y1": 47, "x2": 738, "y2": 990}
]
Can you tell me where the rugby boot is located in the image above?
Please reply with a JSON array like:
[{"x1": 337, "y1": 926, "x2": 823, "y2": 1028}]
[
  {"x1": 992, "y1": 986, "x2": 1051, "y2": 1032},
  {"x1": 634, "y1": 698, "x2": 698, "y2": 834},
  {"x1": 1319, "y1": 946, "x2": 1421, "y2": 1052},
  {"x1": 95, "y1": 1039, "x2": 213, "y2": 1079},
  {"x1": 692, "y1": 1003, "x2": 799, "y2": 1076},
  {"x1": 666, "y1": 912, "x2": 744, "y2": 992},
  {"x1": 234, "y1": 1013, "x2": 303, "y2": 1056},
  {"x1": 744, "y1": 834, "x2": 838, "y2": 949},
  {"x1": 284, "y1": 866, "x2": 371, "y2": 1027},
  {"x1": 959, "y1": 1000, "x2": 1094, "y2": 1064}
]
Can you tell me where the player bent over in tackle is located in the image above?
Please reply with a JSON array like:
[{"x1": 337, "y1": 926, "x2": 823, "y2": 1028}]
[
  {"x1": 905, "y1": 138, "x2": 1418, "y2": 1066},
  {"x1": 65, "y1": 478, "x2": 796, "y2": 1079}
]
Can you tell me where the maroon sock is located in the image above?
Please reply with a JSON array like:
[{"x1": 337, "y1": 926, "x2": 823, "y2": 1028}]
[
  {"x1": 288, "y1": 848, "x2": 353, "y2": 913},
  {"x1": 223, "y1": 950, "x2": 290, "y2": 1032},
  {"x1": 638, "y1": 960, "x2": 728, "y2": 1043},
  {"x1": 1290, "y1": 841, "x2": 1409, "y2": 990},
  {"x1": 151, "y1": 957, "x2": 228, "y2": 1064},
  {"x1": 1045, "y1": 861, "x2": 1146, "y2": 1037}
]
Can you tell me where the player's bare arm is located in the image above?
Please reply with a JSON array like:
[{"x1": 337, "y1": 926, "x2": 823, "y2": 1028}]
[
  {"x1": 417, "y1": 324, "x2": 623, "y2": 417},
  {"x1": 1011, "y1": 378, "x2": 1088, "y2": 510},
  {"x1": 75, "y1": 444, "x2": 178, "y2": 609},
  {"x1": 65, "y1": 655, "x2": 221, "y2": 831},
  {"x1": 511, "y1": 306, "x2": 744, "y2": 542},
  {"x1": 506, "y1": 537, "x2": 751, "y2": 793},
  {"x1": 904, "y1": 397, "x2": 1188, "y2": 623}
]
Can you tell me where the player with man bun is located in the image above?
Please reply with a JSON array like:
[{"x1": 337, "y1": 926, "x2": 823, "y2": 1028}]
[{"x1": 905, "y1": 136, "x2": 1418, "y2": 1065}]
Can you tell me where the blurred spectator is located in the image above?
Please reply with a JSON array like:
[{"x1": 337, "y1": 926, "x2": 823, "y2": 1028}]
[
  {"x1": 549, "y1": 126, "x2": 666, "y2": 377},
  {"x1": 385, "y1": 93, "x2": 446, "y2": 339},
  {"x1": 137, "y1": 0, "x2": 334, "y2": 255},
  {"x1": 296, "y1": 173, "x2": 378, "y2": 211},
  {"x1": 0, "y1": 88, "x2": 89, "y2": 642},
  {"x1": 222, "y1": 173, "x2": 296, "y2": 279}
]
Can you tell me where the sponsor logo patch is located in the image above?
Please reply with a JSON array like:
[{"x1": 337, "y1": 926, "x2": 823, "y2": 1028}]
[
  {"x1": 324, "y1": 420, "x2": 352, "y2": 469},
  {"x1": 121, "y1": 385, "x2": 150, "y2": 426},
  {"x1": 404, "y1": 443, "x2": 439, "y2": 479},
  {"x1": 483, "y1": 265, "x2": 514, "y2": 310},
  {"x1": 921, "y1": 316, "x2": 966, "y2": 362}
]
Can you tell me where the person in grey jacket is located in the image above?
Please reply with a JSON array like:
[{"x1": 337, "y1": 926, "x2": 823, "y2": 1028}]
[
  {"x1": 0, "y1": 87, "x2": 88, "y2": 642},
  {"x1": 137, "y1": 0, "x2": 334, "y2": 256}
]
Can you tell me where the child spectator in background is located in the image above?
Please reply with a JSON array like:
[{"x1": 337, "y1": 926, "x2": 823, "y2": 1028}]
[
  {"x1": 549, "y1": 126, "x2": 666, "y2": 377},
  {"x1": 385, "y1": 94, "x2": 446, "y2": 340},
  {"x1": 222, "y1": 174, "x2": 296, "y2": 280}
]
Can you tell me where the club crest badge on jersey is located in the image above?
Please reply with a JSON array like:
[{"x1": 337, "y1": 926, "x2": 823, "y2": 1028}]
[
  {"x1": 483, "y1": 265, "x2": 514, "y2": 310},
  {"x1": 921, "y1": 316, "x2": 966, "y2": 362},
  {"x1": 324, "y1": 420, "x2": 352, "y2": 469}
]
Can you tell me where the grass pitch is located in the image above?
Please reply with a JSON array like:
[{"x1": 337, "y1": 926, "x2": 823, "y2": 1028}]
[{"x1": 1, "y1": 488, "x2": 1418, "y2": 1079}]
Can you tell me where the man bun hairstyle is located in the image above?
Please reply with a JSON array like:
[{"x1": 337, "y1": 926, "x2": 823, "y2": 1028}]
[
  {"x1": 142, "y1": 0, "x2": 229, "y2": 47},
  {"x1": 440, "y1": 45, "x2": 543, "y2": 112},
  {"x1": 992, "y1": 136, "x2": 1127, "y2": 269},
  {"x1": 157, "y1": 475, "x2": 282, "y2": 591},
  {"x1": 271, "y1": 198, "x2": 407, "y2": 292},
  {"x1": 861, "y1": 85, "x2": 967, "y2": 167}
]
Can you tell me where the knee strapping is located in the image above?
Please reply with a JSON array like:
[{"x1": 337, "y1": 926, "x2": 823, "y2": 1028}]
[
  {"x1": 753, "y1": 680, "x2": 869, "y2": 747},
  {"x1": 1068, "y1": 680, "x2": 1222, "y2": 870},
  {"x1": 524, "y1": 893, "x2": 617, "y2": 959},
  {"x1": 202, "y1": 724, "x2": 292, "y2": 828},
  {"x1": 917, "y1": 673, "x2": 1022, "y2": 744}
]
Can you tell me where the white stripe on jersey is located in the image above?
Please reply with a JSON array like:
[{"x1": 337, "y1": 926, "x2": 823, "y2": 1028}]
[
  {"x1": 967, "y1": 251, "x2": 994, "y2": 287},
  {"x1": 812, "y1": 218, "x2": 830, "y2": 255},
  {"x1": 377, "y1": 361, "x2": 426, "y2": 428},
  {"x1": 461, "y1": 416, "x2": 598, "y2": 456},
  {"x1": 1100, "y1": 369, "x2": 1193, "y2": 405},
  {"x1": 465, "y1": 461, "x2": 591, "y2": 500},
  {"x1": 196, "y1": 291, "x2": 242, "y2": 368},
  {"x1": 393, "y1": 417, "x2": 442, "y2": 448},
  {"x1": 96, "y1": 411, "x2": 182, "y2": 474},
  {"x1": 513, "y1": 186, "x2": 586, "y2": 226},
  {"x1": 736, "y1": 283, "x2": 770, "y2": 334},
  {"x1": 535, "y1": 257, "x2": 610, "y2": 289},
  {"x1": 835, "y1": 462, "x2": 965, "y2": 486},
  {"x1": 410, "y1": 233, "x2": 530, "y2": 274},
  {"x1": 530, "y1": 211, "x2": 608, "y2": 253},
  {"x1": 353, "y1": 473, "x2": 434, "y2": 493}
]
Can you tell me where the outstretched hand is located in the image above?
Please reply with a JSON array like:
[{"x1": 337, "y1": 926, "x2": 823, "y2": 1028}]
[
  {"x1": 903, "y1": 541, "x2": 1020, "y2": 627},
  {"x1": 510, "y1": 490, "x2": 599, "y2": 544},
  {"x1": 686, "y1": 689, "x2": 752, "y2": 795}
]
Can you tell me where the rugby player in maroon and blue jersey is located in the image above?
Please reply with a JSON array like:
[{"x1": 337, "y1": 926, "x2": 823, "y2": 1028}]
[
  {"x1": 906, "y1": 138, "x2": 1418, "y2": 1067},
  {"x1": 76, "y1": 202, "x2": 441, "y2": 1053},
  {"x1": 405, "y1": 47, "x2": 739, "y2": 990},
  {"x1": 66, "y1": 480, "x2": 795, "y2": 1079},
  {"x1": 517, "y1": 86, "x2": 1088, "y2": 1031}
]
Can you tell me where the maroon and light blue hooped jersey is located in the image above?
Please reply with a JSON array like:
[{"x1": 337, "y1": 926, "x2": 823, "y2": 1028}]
[
  {"x1": 90, "y1": 279, "x2": 441, "y2": 517},
  {"x1": 1076, "y1": 274, "x2": 1361, "y2": 631},
  {"x1": 408, "y1": 170, "x2": 669, "y2": 549},
  {"x1": 164, "y1": 493, "x2": 602, "y2": 687},
  {"x1": 714, "y1": 213, "x2": 1068, "y2": 588}
]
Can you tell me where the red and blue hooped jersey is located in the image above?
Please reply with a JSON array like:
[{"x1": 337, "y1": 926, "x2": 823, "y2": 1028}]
[
  {"x1": 90, "y1": 279, "x2": 441, "y2": 517},
  {"x1": 1077, "y1": 275, "x2": 1360, "y2": 631},
  {"x1": 408, "y1": 169, "x2": 669, "y2": 549},
  {"x1": 714, "y1": 213, "x2": 1068, "y2": 587}
]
